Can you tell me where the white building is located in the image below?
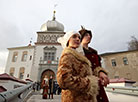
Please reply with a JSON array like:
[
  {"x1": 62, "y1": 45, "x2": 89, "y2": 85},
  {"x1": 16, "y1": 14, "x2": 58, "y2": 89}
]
[{"x1": 5, "y1": 11, "x2": 65, "y2": 86}]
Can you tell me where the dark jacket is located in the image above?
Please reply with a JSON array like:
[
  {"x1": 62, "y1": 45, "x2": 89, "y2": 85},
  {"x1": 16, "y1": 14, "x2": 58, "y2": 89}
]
[
  {"x1": 83, "y1": 47, "x2": 109, "y2": 102},
  {"x1": 49, "y1": 78, "x2": 54, "y2": 94}
]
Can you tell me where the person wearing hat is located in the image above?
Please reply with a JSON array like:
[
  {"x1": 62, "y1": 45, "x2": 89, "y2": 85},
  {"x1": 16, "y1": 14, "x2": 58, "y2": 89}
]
[
  {"x1": 42, "y1": 75, "x2": 49, "y2": 99},
  {"x1": 57, "y1": 31, "x2": 99, "y2": 102},
  {"x1": 79, "y1": 27, "x2": 109, "y2": 102}
]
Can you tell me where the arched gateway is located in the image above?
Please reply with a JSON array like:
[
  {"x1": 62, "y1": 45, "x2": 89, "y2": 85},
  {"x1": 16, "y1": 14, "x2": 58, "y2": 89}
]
[{"x1": 41, "y1": 69, "x2": 55, "y2": 88}]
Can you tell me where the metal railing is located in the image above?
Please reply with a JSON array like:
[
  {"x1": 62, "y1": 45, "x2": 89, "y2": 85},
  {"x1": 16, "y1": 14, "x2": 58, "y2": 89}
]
[
  {"x1": 105, "y1": 86, "x2": 138, "y2": 96},
  {"x1": 0, "y1": 83, "x2": 34, "y2": 102}
]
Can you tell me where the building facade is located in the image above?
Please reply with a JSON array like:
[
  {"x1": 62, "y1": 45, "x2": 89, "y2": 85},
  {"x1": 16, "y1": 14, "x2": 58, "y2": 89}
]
[
  {"x1": 5, "y1": 11, "x2": 64, "y2": 86},
  {"x1": 100, "y1": 50, "x2": 138, "y2": 82},
  {"x1": 5, "y1": 46, "x2": 35, "y2": 80}
]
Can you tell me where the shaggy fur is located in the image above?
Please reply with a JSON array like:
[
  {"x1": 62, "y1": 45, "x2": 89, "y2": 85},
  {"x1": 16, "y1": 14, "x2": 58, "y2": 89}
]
[
  {"x1": 57, "y1": 47, "x2": 99, "y2": 102},
  {"x1": 93, "y1": 66, "x2": 108, "y2": 77}
]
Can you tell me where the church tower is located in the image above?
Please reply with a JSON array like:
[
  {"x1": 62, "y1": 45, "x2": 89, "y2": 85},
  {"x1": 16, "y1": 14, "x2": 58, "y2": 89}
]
[
  {"x1": 36, "y1": 10, "x2": 64, "y2": 44},
  {"x1": 30, "y1": 10, "x2": 65, "y2": 84}
]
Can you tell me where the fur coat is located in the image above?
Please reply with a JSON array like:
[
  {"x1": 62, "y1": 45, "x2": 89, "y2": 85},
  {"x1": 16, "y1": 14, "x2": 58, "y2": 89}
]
[{"x1": 57, "y1": 47, "x2": 99, "y2": 102}]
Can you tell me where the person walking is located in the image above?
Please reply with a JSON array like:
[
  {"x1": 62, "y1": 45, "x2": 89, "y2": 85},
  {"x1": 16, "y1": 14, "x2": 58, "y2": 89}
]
[
  {"x1": 49, "y1": 76, "x2": 54, "y2": 99},
  {"x1": 79, "y1": 27, "x2": 109, "y2": 102},
  {"x1": 57, "y1": 31, "x2": 99, "y2": 102}
]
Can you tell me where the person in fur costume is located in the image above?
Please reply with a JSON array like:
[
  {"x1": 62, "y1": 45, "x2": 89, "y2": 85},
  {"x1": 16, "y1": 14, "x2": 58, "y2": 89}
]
[
  {"x1": 79, "y1": 27, "x2": 109, "y2": 102},
  {"x1": 57, "y1": 31, "x2": 99, "y2": 102}
]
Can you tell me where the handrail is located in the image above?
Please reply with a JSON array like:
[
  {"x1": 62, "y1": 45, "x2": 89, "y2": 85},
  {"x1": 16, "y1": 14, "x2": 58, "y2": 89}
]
[
  {"x1": 0, "y1": 83, "x2": 34, "y2": 102},
  {"x1": 105, "y1": 86, "x2": 138, "y2": 96}
]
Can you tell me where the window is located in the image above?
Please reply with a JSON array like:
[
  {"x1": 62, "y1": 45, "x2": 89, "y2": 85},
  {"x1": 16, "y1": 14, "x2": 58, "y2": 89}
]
[
  {"x1": 9, "y1": 67, "x2": 15, "y2": 76},
  {"x1": 44, "y1": 52, "x2": 55, "y2": 61},
  {"x1": 12, "y1": 52, "x2": 18, "y2": 62},
  {"x1": 123, "y1": 57, "x2": 128, "y2": 65},
  {"x1": 30, "y1": 56, "x2": 32, "y2": 60},
  {"x1": 27, "y1": 74, "x2": 29, "y2": 78},
  {"x1": 43, "y1": 46, "x2": 56, "y2": 61},
  {"x1": 114, "y1": 76, "x2": 119, "y2": 79},
  {"x1": 51, "y1": 52, "x2": 55, "y2": 60},
  {"x1": 19, "y1": 67, "x2": 25, "y2": 79},
  {"x1": 111, "y1": 59, "x2": 117, "y2": 66},
  {"x1": 22, "y1": 51, "x2": 27, "y2": 61}
]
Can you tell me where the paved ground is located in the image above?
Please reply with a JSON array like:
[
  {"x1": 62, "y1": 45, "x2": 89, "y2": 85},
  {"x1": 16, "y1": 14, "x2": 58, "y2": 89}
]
[
  {"x1": 25, "y1": 91, "x2": 138, "y2": 102},
  {"x1": 26, "y1": 91, "x2": 61, "y2": 102},
  {"x1": 27, "y1": 95, "x2": 61, "y2": 102}
]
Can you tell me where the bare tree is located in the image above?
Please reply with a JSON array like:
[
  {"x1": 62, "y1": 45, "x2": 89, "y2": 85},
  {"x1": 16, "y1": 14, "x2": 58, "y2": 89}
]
[{"x1": 127, "y1": 36, "x2": 138, "y2": 51}]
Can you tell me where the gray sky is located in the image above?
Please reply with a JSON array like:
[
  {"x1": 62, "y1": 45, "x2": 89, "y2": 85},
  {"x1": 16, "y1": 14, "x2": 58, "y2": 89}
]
[{"x1": 0, "y1": 0, "x2": 138, "y2": 74}]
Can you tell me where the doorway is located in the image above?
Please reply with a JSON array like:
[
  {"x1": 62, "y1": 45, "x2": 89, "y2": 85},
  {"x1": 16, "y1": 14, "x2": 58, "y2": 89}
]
[{"x1": 41, "y1": 69, "x2": 55, "y2": 88}]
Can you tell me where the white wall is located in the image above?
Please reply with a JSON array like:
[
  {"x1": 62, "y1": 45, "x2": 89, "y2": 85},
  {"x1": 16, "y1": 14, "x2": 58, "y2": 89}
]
[
  {"x1": 5, "y1": 45, "x2": 63, "y2": 82},
  {"x1": 30, "y1": 45, "x2": 63, "y2": 81},
  {"x1": 5, "y1": 46, "x2": 35, "y2": 80}
]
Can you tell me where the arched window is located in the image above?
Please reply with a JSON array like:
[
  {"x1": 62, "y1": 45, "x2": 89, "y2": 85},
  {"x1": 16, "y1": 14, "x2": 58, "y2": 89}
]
[
  {"x1": 12, "y1": 52, "x2": 18, "y2": 62},
  {"x1": 19, "y1": 67, "x2": 25, "y2": 79},
  {"x1": 9, "y1": 67, "x2": 15, "y2": 76},
  {"x1": 21, "y1": 51, "x2": 28, "y2": 61}
]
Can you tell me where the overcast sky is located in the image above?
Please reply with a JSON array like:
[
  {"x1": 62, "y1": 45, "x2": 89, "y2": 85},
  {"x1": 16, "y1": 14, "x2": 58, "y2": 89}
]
[{"x1": 0, "y1": 0, "x2": 138, "y2": 74}]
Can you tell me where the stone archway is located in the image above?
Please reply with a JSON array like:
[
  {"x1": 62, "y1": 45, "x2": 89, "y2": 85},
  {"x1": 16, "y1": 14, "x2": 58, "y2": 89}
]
[{"x1": 40, "y1": 69, "x2": 55, "y2": 88}]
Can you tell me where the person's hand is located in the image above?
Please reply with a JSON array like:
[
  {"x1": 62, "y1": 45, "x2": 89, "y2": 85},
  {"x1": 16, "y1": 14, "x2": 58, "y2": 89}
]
[{"x1": 99, "y1": 72, "x2": 109, "y2": 87}]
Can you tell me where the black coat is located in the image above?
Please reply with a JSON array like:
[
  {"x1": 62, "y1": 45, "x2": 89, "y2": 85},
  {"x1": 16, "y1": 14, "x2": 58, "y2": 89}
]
[{"x1": 49, "y1": 78, "x2": 54, "y2": 93}]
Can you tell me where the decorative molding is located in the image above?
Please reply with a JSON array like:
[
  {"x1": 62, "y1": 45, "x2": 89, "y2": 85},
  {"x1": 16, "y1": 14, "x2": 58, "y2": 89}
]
[
  {"x1": 35, "y1": 42, "x2": 61, "y2": 45},
  {"x1": 43, "y1": 46, "x2": 57, "y2": 50},
  {"x1": 37, "y1": 33, "x2": 64, "y2": 44}
]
